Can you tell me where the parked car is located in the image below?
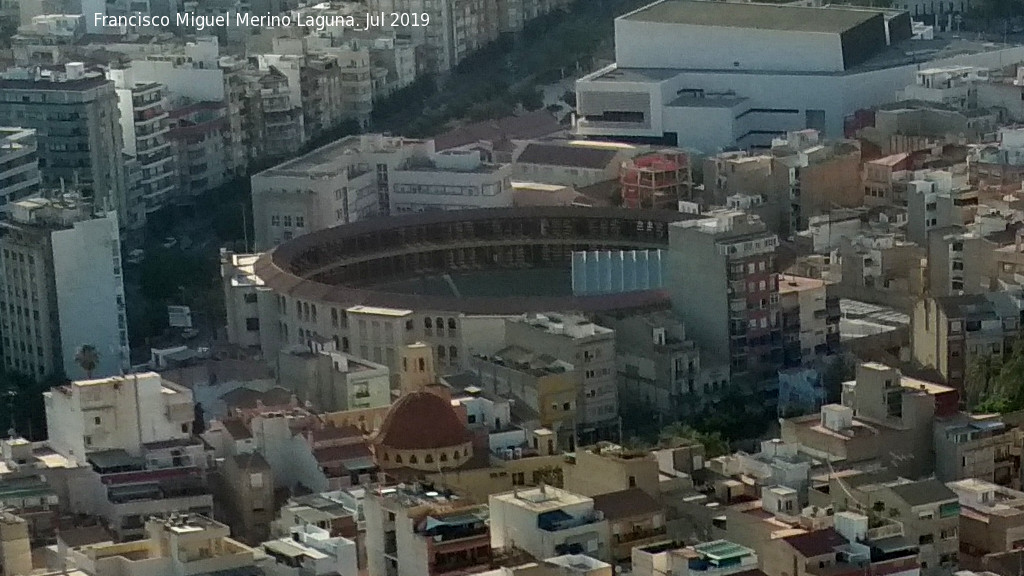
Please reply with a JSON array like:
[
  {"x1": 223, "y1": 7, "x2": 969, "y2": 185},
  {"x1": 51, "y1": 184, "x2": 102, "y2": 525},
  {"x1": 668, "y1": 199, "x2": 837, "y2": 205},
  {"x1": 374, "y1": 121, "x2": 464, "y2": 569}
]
[{"x1": 125, "y1": 249, "x2": 145, "y2": 264}]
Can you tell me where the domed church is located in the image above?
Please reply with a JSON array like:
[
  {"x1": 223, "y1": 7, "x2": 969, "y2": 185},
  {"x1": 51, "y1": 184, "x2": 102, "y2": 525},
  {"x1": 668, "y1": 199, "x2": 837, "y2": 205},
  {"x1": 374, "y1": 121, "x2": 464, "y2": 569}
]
[{"x1": 373, "y1": 343, "x2": 474, "y2": 471}]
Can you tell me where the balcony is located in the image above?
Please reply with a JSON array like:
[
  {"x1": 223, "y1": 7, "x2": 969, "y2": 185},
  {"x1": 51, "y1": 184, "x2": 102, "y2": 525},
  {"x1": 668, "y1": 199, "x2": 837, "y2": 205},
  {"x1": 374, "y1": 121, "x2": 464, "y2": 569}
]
[{"x1": 866, "y1": 520, "x2": 904, "y2": 541}]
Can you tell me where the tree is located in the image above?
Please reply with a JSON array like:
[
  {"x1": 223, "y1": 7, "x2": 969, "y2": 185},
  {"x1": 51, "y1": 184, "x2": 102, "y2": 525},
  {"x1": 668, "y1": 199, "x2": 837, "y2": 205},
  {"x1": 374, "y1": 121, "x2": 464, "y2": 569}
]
[
  {"x1": 75, "y1": 345, "x2": 99, "y2": 379},
  {"x1": 532, "y1": 465, "x2": 563, "y2": 488},
  {"x1": 971, "y1": 0, "x2": 1024, "y2": 18},
  {"x1": 966, "y1": 353, "x2": 1000, "y2": 409},
  {"x1": 659, "y1": 423, "x2": 730, "y2": 458},
  {"x1": 0, "y1": 371, "x2": 57, "y2": 440},
  {"x1": 965, "y1": 339, "x2": 1024, "y2": 413},
  {"x1": 193, "y1": 403, "x2": 207, "y2": 435},
  {"x1": 822, "y1": 355, "x2": 855, "y2": 404},
  {"x1": 515, "y1": 87, "x2": 545, "y2": 112}
]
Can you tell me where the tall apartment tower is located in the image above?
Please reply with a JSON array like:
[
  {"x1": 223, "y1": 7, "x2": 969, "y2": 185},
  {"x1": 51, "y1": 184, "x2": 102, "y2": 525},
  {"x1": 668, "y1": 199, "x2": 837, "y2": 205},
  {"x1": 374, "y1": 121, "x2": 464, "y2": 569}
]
[
  {"x1": 667, "y1": 211, "x2": 782, "y2": 383},
  {"x1": 0, "y1": 65, "x2": 127, "y2": 225},
  {"x1": 108, "y1": 67, "x2": 177, "y2": 227},
  {"x1": 0, "y1": 127, "x2": 40, "y2": 207},
  {"x1": 0, "y1": 195, "x2": 128, "y2": 381}
]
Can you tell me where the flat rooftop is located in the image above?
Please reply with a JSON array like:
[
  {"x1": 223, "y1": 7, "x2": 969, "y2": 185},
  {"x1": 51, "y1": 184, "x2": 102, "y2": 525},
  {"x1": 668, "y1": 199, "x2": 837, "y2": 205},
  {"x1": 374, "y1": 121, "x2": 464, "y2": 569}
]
[
  {"x1": 621, "y1": 0, "x2": 880, "y2": 33},
  {"x1": 586, "y1": 38, "x2": 1023, "y2": 79},
  {"x1": 257, "y1": 135, "x2": 425, "y2": 179},
  {"x1": 779, "y1": 274, "x2": 826, "y2": 294},
  {"x1": 492, "y1": 486, "x2": 591, "y2": 511}
]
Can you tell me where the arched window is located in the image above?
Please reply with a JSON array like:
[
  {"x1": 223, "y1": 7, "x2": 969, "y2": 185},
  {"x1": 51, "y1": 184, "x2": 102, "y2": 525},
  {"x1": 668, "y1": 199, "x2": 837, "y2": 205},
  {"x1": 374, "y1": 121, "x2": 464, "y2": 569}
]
[
  {"x1": 409, "y1": 454, "x2": 418, "y2": 464},
  {"x1": 436, "y1": 317, "x2": 444, "y2": 333},
  {"x1": 424, "y1": 317, "x2": 432, "y2": 328},
  {"x1": 425, "y1": 454, "x2": 434, "y2": 463},
  {"x1": 383, "y1": 452, "x2": 390, "y2": 462},
  {"x1": 453, "y1": 451, "x2": 460, "y2": 460},
  {"x1": 437, "y1": 346, "x2": 446, "y2": 359},
  {"x1": 394, "y1": 454, "x2": 402, "y2": 464},
  {"x1": 448, "y1": 318, "x2": 456, "y2": 330},
  {"x1": 440, "y1": 452, "x2": 448, "y2": 462},
  {"x1": 342, "y1": 337, "x2": 349, "y2": 352},
  {"x1": 449, "y1": 346, "x2": 458, "y2": 361}
]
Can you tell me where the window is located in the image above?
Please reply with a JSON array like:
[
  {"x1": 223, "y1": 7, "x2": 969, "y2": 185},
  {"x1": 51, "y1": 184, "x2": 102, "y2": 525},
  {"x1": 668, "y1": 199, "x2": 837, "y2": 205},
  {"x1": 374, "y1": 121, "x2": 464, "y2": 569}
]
[
  {"x1": 409, "y1": 454, "x2": 418, "y2": 464},
  {"x1": 425, "y1": 454, "x2": 434, "y2": 463},
  {"x1": 283, "y1": 215, "x2": 292, "y2": 227},
  {"x1": 94, "y1": 417, "x2": 101, "y2": 425},
  {"x1": 246, "y1": 317, "x2": 260, "y2": 331},
  {"x1": 181, "y1": 423, "x2": 190, "y2": 433},
  {"x1": 295, "y1": 216, "x2": 304, "y2": 228},
  {"x1": 424, "y1": 317, "x2": 432, "y2": 328},
  {"x1": 438, "y1": 346, "x2": 446, "y2": 358},
  {"x1": 271, "y1": 215, "x2": 280, "y2": 226},
  {"x1": 244, "y1": 293, "x2": 258, "y2": 304},
  {"x1": 449, "y1": 346, "x2": 458, "y2": 361}
]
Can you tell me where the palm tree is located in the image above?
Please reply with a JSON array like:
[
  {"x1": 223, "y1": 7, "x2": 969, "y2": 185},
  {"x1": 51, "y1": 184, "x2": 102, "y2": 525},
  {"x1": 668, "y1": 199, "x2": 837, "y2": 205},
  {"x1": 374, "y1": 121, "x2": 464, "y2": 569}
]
[{"x1": 75, "y1": 345, "x2": 100, "y2": 379}]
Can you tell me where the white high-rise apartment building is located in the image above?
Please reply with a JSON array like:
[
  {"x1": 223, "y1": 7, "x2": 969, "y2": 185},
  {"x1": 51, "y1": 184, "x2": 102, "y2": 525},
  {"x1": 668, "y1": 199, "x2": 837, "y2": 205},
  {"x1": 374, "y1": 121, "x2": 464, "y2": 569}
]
[
  {"x1": 108, "y1": 67, "x2": 177, "y2": 223},
  {"x1": 0, "y1": 195, "x2": 128, "y2": 381}
]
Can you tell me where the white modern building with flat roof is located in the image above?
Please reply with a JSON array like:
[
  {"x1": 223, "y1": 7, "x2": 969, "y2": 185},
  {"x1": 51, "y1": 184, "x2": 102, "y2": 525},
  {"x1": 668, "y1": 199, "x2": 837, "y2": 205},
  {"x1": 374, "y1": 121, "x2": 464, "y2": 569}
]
[
  {"x1": 574, "y1": 0, "x2": 1024, "y2": 152},
  {"x1": 43, "y1": 372, "x2": 195, "y2": 463},
  {"x1": 252, "y1": 134, "x2": 432, "y2": 250}
]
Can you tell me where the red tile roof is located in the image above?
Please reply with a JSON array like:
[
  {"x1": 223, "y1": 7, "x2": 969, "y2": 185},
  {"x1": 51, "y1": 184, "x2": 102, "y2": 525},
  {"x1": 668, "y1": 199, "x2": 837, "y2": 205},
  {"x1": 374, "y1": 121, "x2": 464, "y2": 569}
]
[
  {"x1": 433, "y1": 111, "x2": 562, "y2": 151},
  {"x1": 313, "y1": 443, "x2": 373, "y2": 464}
]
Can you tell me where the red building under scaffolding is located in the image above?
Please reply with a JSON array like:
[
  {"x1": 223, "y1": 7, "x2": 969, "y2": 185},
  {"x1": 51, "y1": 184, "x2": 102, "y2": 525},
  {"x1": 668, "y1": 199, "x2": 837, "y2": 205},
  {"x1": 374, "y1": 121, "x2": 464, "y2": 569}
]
[{"x1": 619, "y1": 149, "x2": 692, "y2": 209}]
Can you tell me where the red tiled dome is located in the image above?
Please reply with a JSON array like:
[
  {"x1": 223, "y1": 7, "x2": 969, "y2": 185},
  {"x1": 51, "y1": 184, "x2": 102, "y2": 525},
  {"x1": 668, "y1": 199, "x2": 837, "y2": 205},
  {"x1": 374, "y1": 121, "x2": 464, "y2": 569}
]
[{"x1": 376, "y1": 391, "x2": 473, "y2": 450}]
